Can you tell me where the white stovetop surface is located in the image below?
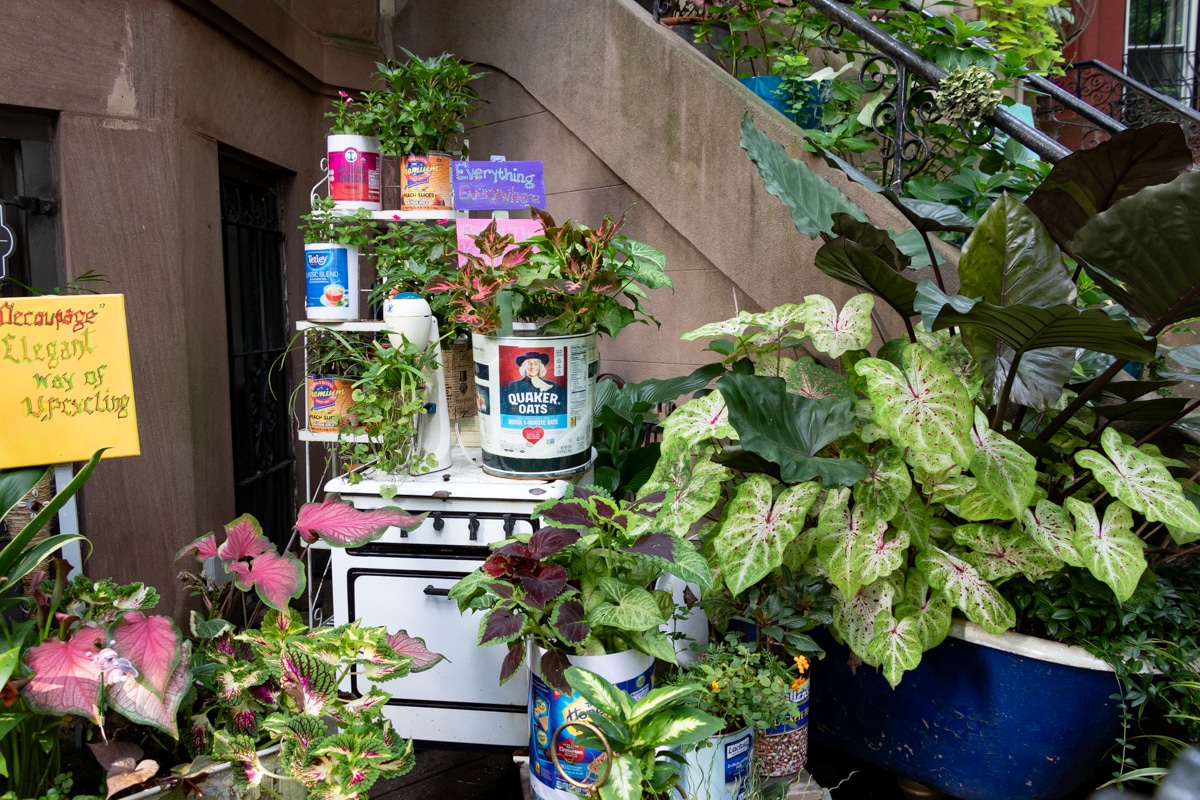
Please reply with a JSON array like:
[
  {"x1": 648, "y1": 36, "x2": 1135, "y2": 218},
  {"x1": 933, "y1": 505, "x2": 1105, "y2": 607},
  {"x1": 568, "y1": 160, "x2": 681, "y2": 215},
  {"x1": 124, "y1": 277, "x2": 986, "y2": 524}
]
[{"x1": 324, "y1": 447, "x2": 578, "y2": 502}]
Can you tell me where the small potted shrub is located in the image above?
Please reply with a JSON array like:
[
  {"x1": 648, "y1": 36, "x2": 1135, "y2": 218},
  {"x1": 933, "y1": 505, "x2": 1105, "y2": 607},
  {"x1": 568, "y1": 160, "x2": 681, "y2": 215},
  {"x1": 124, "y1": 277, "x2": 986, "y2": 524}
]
[{"x1": 323, "y1": 89, "x2": 382, "y2": 211}]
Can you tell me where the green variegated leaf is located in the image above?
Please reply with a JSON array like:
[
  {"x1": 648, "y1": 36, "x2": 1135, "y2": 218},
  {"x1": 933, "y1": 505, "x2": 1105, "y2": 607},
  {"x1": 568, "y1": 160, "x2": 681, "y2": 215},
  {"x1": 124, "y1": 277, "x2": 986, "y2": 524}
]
[
  {"x1": 893, "y1": 489, "x2": 934, "y2": 550},
  {"x1": 714, "y1": 475, "x2": 822, "y2": 595},
  {"x1": 857, "y1": 345, "x2": 976, "y2": 468},
  {"x1": 861, "y1": 525, "x2": 910, "y2": 586},
  {"x1": 895, "y1": 570, "x2": 952, "y2": 650},
  {"x1": 907, "y1": 452, "x2": 962, "y2": 484},
  {"x1": 953, "y1": 524, "x2": 1063, "y2": 582},
  {"x1": 924, "y1": 474, "x2": 976, "y2": 507},
  {"x1": 756, "y1": 355, "x2": 797, "y2": 379},
  {"x1": 1064, "y1": 498, "x2": 1147, "y2": 602},
  {"x1": 788, "y1": 357, "x2": 855, "y2": 400},
  {"x1": 666, "y1": 538, "x2": 715, "y2": 591},
  {"x1": 597, "y1": 753, "x2": 642, "y2": 800},
  {"x1": 804, "y1": 293, "x2": 875, "y2": 359},
  {"x1": 916, "y1": 547, "x2": 1016, "y2": 633},
  {"x1": 852, "y1": 446, "x2": 912, "y2": 522},
  {"x1": 589, "y1": 579, "x2": 669, "y2": 632},
  {"x1": 1022, "y1": 500, "x2": 1084, "y2": 567},
  {"x1": 781, "y1": 524, "x2": 820, "y2": 573},
  {"x1": 1074, "y1": 428, "x2": 1200, "y2": 541},
  {"x1": 563, "y1": 666, "x2": 628, "y2": 719},
  {"x1": 631, "y1": 708, "x2": 724, "y2": 751},
  {"x1": 626, "y1": 684, "x2": 700, "y2": 726},
  {"x1": 628, "y1": 628, "x2": 679, "y2": 665},
  {"x1": 641, "y1": 439, "x2": 730, "y2": 538},
  {"x1": 968, "y1": 408, "x2": 1037, "y2": 517},
  {"x1": 746, "y1": 302, "x2": 812, "y2": 334},
  {"x1": 681, "y1": 312, "x2": 755, "y2": 341},
  {"x1": 955, "y1": 487, "x2": 1016, "y2": 521},
  {"x1": 661, "y1": 392, "x2": 737, "y2": 448},
  {"x1": 866, "y1": 613, "x2": 924, "y2": 688},
  {"x1": 832, "y1": 578, "x2": 897, "y2": 666},
  {"x1": 816, "y1": 497, "x2": 888, "y2": 598}
]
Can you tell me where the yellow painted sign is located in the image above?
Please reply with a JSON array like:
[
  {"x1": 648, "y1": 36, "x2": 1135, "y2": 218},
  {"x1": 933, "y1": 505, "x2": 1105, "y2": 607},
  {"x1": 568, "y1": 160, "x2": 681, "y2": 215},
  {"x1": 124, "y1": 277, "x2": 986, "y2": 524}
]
[{"x1": 0, "y1": 293, "x2": 139, "y2": 468}]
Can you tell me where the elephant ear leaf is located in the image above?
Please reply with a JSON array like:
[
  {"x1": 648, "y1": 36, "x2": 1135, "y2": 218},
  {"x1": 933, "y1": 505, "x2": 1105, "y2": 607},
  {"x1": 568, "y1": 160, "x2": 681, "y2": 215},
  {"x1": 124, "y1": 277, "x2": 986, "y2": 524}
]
[
  {"x1": 718, "y1": 372, "x2": 868, "y2": 486},
  {"x1": 740, "y1": 115, "x2": 867, "y2": 238},
  {"x1": 1064, "y1": 498, "x2": 1147, "y2": 603},
  {"x1": 1073, "y1": 429, "x2": 1200, "y2": 543},
  {"x1": 1073, "y1": 171, "x2": 1200, "y2": 329},
  {"x1": 1024, "y1": 122, "x2": 1193, "y2": 253},
  {"x1": 814, "y1": 236, "x2": 918, "y2": 317},
  {"x1": 855, "y1": 344, "x2": 976, "y2": 468}
]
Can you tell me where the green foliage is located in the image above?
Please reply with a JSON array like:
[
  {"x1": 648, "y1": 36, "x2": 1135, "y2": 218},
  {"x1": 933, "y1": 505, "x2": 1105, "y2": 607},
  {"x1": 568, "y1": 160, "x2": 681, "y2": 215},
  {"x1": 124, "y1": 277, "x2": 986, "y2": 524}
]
[
  {"x1": 299, "y1": 196, "x2": 372, "y2": 246},
  {"x1": 369, "y1": 219, "x2": 466, "y2": 336},
  {"x1": 361, "y1": 49, "x2": 483, "y2": 154},
  {"x1": 673, "y1": 638, "x2": 801, "y2": 731}
]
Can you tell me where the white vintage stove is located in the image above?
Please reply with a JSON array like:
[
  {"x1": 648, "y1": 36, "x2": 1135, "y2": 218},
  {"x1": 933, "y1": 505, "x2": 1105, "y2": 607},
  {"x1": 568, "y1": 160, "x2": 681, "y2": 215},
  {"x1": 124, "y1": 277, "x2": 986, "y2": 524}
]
[{"x1": 325, "y1": 448, "x2": 578, "y2": 747}]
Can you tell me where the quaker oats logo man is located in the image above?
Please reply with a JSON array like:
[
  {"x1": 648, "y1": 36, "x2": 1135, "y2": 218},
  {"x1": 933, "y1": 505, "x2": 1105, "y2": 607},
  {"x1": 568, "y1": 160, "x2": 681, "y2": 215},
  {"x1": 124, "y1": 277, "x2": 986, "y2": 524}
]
[{"x1": 501, "y1": 351, "x2": 565, "y2": 417}]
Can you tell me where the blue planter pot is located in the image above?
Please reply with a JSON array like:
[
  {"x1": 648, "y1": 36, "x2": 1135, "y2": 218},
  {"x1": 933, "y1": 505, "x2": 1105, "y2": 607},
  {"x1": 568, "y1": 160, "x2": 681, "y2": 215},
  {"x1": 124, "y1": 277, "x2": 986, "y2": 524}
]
[
  {"x1": 811, "y1": 620, "x2": 1120, "y2": 800},
  {"x1": 739, "y1": 76, "x2": 791, "y2": 117},
  {"x1": 738, "y1": 76, "x2": 830, "y2": 129}
]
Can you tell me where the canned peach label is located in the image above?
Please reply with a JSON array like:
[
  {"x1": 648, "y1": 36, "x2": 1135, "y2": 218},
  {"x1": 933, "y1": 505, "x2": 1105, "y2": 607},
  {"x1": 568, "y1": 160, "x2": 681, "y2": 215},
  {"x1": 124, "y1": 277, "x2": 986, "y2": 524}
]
[
  {"x1": 307, "y1": 376, "x2": 355, "y2": 431},
  {"x1": 400, "y1": 153, "x2": 453, "y2": 211}
]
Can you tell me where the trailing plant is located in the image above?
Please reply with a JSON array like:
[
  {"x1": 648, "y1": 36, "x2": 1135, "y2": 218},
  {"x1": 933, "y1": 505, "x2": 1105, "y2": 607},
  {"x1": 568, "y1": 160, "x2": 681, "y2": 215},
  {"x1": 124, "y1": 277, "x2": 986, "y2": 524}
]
[
  {"x1": 369, "y1": 218, "x2": 467, "y2": 337},
  {"x1": 424, "y1": 209, "x2": 672, "y2": 338},
  {"x1": 641, "y1": 116, "x2": 1200, "y2": 709},
  {"x1": 448, "y1": 485, "x2": 713, "y2": 694},
  {"x1": 560, "y1": 666, "x2": 723, "y2": 800},
  {"x1": 300, "y1": 196, "x2": 373, "y2": 247}
]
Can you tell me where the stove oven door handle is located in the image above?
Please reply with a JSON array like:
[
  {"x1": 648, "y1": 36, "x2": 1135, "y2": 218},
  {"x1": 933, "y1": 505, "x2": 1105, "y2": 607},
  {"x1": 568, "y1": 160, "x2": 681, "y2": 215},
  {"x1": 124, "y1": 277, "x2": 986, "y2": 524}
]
[{"x1": 423, "y1": 585, "x2": 452, "y2": 597}]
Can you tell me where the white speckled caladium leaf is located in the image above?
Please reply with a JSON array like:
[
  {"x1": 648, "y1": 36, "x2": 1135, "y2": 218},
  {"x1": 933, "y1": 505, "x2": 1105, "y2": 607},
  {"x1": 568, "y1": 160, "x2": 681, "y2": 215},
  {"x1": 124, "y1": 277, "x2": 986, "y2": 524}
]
[
  {"x1": 756, "y1": 355, "x2": 797, "y2": 380},
  {"x1": 713, "y1": 474, "x2": 822, "y2": 595},
  {"x1": 955, "y1": 487, "x2": 1016, "y2": 522},
  {"x1": 953, "y1": 524, "x2": 1063, "y2": 582},
  {"x1": 816, "y1": 491, "x2": 890, "y2": 598},
  {"x1": 916, "y1": 547, "x2": 1016, "y2": 633},
  {"x1": 804, "y1": 293, "x2": 875, "y2": 359},
  {"x1": 1064, "y1": 498, "x2": 1147, "y2": 602},
  {"x1": 832, "y1": 577, "x2": 897, "y2": 667},
  {"x1": 867, "y1": 612, "x2": 924, "y2": 688},
  {"x1": 639, "y1": 439, "x2": 729, "y2": 538},
  {"x1": 681, "y1": 311, "x2": 756, "y2": 341},
  {"x1": 1022, "y1": 500, "x2": 1084, "y2": 567},
  {"x1": 907, "y1": 451, "x2": 962, "y2": 484},
  {"x1": 857, "y1": 344, "x2": 976, "y2": 468},
  {"x1": 1074, "y1": 429, "x2": 1200, "y2": 542},
  {"x1": 968, "y1": 408, "x2": 1037, "y2": 517},
  {"x1": 852, "y1": 445, "x2": 912, "y2": 523},
  {"x1": 661, "y1": 391, "x2": 737, "y2": 448},
  {"x1": 924, "y1": 474, "x2": 977, "y2": 507},
  {"x1": 892, "y1": 488, "x2": 934, "y2": 551},
  {"x1": 895, "y1": 569, "x2": 952, "y2": 651}
]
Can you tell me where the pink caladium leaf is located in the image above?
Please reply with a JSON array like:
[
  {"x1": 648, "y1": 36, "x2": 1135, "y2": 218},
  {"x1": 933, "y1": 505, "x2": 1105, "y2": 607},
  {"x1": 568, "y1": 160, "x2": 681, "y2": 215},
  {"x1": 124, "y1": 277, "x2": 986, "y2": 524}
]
[
  {"x1": 106, "y1": 641, "x2": 191, "y2": 738},
  {"x1": 294, "y1": 498, "x2": 427, "y2": 546},
  {"x1": 226, "y1": 551, "x2": 306, "y2": 612},
  {"x1": 385, "y1": 631, "x2": 445, "y2": 673},
  {"x1": 175, "y1": 532, "x2": 219, "y2": 563},
  {"x1": 21, "y1": 626, "x2": 105, "y2": 723},
  {"x1": 217, "y1": 514, "x2": 272, "y2": 563},
  {"x1": 111, "y1": 612, "x2": 181, "y2": 699}
]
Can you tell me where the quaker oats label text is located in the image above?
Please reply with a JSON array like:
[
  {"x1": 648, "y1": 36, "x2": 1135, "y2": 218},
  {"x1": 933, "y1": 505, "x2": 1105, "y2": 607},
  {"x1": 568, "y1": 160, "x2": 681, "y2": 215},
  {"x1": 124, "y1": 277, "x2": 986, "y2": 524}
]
[{"x1": 0, "y1": 294, "x2": 140, "y2": 468}]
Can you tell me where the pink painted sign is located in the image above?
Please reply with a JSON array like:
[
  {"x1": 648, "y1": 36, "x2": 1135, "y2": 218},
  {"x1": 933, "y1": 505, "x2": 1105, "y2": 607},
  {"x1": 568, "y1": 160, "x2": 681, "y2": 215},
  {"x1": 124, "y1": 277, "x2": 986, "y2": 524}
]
[{"x1": 455, "y1": 219, "x2": 543, "y2": 267}]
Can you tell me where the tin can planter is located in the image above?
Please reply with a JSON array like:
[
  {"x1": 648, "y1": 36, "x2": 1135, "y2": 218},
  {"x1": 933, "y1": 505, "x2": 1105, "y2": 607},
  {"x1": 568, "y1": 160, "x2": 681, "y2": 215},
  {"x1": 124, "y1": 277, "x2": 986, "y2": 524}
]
[
  {"x1": 400, "y1": 152, "x2": 453, "y2": 211},
  {"x1": 529, "y1": 648, "x2": 655, "y2": 800},
  {"x1": 472, "y1": 330, "x2": 597, "y2": 479},
  {"x1": 811, "y1": 620, "x2": 1120, "y2": 800},
  {"x1": 306, "y1": 375, "x2": 355, "y2": 432},
  {"x1": 681, "y1": 727, "x2": 756, "y2": 800},
  {"x1": 755, "y1": 677, "x2": 809, "y2": 778},
  {"x1": 304, "y1": 242, "x2": 359, "y2": 321},
  {"x1": 327, "y1": 134, "x2": 381, "y2": 211}
]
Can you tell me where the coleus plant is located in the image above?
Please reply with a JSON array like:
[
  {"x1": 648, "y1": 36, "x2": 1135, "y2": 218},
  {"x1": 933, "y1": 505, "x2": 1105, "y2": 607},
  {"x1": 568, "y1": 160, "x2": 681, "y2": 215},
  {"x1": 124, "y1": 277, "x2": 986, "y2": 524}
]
[
  {"x1": 18, "y1": 497, "x2": 439, "y2": 800},
  {"x1": 449, "y1": 485, "x2": 713, "y2": 694},
  {"x1": 642, "y1": 116, "x2": 1200, "y2": 686}
]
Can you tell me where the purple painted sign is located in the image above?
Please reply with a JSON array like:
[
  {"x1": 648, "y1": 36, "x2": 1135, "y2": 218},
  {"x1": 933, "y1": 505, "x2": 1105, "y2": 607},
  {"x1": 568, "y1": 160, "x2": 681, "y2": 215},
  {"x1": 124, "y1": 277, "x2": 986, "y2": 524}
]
[{"x1": 451, "y1": 161, "x2": 545, "y2": 210}]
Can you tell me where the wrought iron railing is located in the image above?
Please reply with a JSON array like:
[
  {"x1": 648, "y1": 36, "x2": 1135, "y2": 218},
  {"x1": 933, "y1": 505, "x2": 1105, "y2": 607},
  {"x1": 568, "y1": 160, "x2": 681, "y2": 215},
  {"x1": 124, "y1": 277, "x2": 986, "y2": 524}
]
[{"x1": 1041, "y1": 59, "x2": 1200, "y2": 163}]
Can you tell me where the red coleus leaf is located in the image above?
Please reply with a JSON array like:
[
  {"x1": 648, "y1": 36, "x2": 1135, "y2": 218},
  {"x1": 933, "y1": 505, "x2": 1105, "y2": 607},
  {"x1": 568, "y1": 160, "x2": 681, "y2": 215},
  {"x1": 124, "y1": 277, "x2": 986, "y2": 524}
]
[
  {"x1": 294, "y1": 498, "x2": 426, "y2": 546},
  {"x1": 217, "y1": 515, "x2": 271, "y2": 563},
  {"x1": 488, "y1": 582, "x2": 515, "y2": 600},
  {"x1": 499, "y1": 642, "x2": 526, "y2": 685},
  {"x1": 111, "y1": 613, "x2": 181, "y2": 698},
  {"x1": 623, "y1": 533, "x2": 677, "y2": 561},
  {"x1": 551, "y1": 599, "x2": 589, "y2": 646},
  {"x1": 518, "y1": 563, "x2": 568, "y2": 610},
  {"x1": 385, "y1": 631, "x2": 445, "y2": 673},
  {"x1": 495, "y1": 527, "x2": 579, "y2": 561},
  {"x1": 227, "y1": 551, "x2": 306, "y2": 612},
  {"x1": 536, "y1": 500, "x2": 594, "y2": 529},
  {"x1": 175, "y1": 532, "x2": 219, "y2": 563},
  {"x1": 538, "y1": 650, "x2": 572, "y2": 695},
  {"x1": 22, "y1": 627, "x2": 106, "y2": 723},
  {"x1": 481, "y1": 553, "x2": 514, "y2": 578},
  {"x1": 480, "y1": 605, "x2": 524, "y2": 645}
]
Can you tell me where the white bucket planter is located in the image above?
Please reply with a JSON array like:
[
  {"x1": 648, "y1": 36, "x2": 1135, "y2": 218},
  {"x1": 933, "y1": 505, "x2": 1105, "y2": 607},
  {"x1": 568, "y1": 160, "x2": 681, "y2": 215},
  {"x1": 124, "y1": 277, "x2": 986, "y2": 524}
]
[
  {"x1": 304, "y1": 242, "x2": 359, "y2": 321},
  {"x1": 682, "y1": 727, "x2": 755, "y2": 800},
  {"x1": 529, "y1": 647, "x2": 655, "y2": 800},
  {"x1": 472, "y1": 330, "x2": 598, "y2": 479},
  {"x1": 327, "y1": 134, "x2": 381, "y2": 211}
]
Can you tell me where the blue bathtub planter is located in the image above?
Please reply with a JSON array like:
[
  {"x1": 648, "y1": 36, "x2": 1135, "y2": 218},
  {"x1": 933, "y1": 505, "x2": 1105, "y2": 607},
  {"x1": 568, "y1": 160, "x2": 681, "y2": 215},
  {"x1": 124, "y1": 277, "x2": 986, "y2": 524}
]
[
  {"x1": 739, "y1": 75, "x2": 792, "y2": 118},
  {"x1": 738, "y1": 74, "x2": 833, "y2": 130},
  {"x1": 811, "y1": 619, "x2": 1121, "y2": 800}
]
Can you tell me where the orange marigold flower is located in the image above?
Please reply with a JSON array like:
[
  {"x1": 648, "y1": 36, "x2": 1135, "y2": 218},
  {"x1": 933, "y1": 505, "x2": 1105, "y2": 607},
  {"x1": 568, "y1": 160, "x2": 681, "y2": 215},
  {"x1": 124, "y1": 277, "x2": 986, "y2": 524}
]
[
  {"x1": 791, "y1": 677, "x2": 804, "y2": 691},
  {"x1": 710, "y1": 680, "x2": 720, "y2": 692},
  {"x1": 794, "y1": 655, "x2": 809, "y2": 674}
]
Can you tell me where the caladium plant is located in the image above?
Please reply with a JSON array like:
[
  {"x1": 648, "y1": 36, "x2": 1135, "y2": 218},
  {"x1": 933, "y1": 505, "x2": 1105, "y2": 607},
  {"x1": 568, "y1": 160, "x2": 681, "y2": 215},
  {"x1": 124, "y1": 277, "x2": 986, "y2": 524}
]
[
  {"x1": 642, "y1": 117, "x2": 1200, "y2": 688},
  {"x1": 449, "y1": 484, "x2": 713, "y2": 693}
]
